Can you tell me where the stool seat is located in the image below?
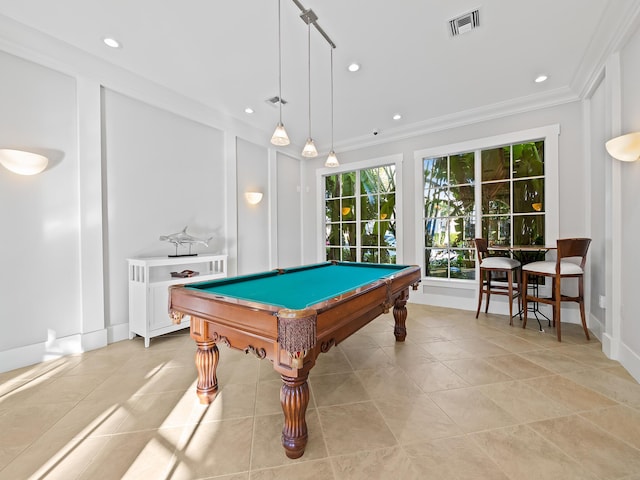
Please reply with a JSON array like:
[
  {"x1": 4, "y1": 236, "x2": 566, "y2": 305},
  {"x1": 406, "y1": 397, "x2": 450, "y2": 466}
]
[
  {"x1": 482, "y1": 257, "x2": 521, "y2": 269},
  {"x1": 523, "y1": 260, "x2": 583, "y2": 275}
]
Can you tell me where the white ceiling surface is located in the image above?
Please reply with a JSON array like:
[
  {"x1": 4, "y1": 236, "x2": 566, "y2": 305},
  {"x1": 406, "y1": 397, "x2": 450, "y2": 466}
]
[{"x1": 0, "y1": 0, "x2": 637, "y2": 154}]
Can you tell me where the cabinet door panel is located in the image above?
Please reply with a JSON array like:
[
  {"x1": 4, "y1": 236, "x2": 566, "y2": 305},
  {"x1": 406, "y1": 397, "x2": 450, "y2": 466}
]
[{"x1": 149, "y1": 285, "x2": 189, "y2": 332}]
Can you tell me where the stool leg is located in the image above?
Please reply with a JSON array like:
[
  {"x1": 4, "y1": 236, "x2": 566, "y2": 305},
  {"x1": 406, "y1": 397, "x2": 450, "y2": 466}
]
[
  {"x1": 517, "y1": 267, "x2": 523, "y2": 320},
  {"x1": 476, "y1": 269, "x2": 484, "y2": 319},
  {"x1": 554, "y1": 276, "x2": 562, "y2": 342},
  {"x1": 507, "y1": 270, "x2": 514, "y2": 326},
  {"x1": 522, "y1": 271, "x2": 529, "y2": 329},
  {"x1": 485, "y1": 272, "x2": 491, "y2": 313},
  {"x1": 578, "y1": 276, "x2": 590, "y2": 341}
]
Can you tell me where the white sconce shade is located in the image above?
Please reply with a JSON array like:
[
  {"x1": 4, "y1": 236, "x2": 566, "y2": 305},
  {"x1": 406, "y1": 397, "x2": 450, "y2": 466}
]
[
  {"x1": 0, "y1": 149, "x2": 49, "y2": 175},
  {"x1": 271, "y1": 122, "x2": 290, "y2": 146},
  {"x1": 605, "y1": 132, "x2": 640, "y2": 162},
  {"x1": 301, "y1": 138, "x2": 318, "y2": 158},
  {"x1": 325, "y1": 150, "x2": 339, "y2": 167},
  {"x1": 245, "y1": 191, "x2": 263, "y2": 205}
]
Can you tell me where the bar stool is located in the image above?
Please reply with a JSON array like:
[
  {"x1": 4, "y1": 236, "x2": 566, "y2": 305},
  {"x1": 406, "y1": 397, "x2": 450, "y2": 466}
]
[
  {"x1": 522, "y1": 238, "x2": 591, "y2": 342},
  {"x1": 474, "y1": 238, "x2": 522, "y2": 324}
]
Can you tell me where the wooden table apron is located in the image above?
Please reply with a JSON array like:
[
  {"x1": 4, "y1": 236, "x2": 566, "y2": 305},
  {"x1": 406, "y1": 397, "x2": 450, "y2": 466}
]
[{"x1": 168, "y1": 264, "x2": 421, "y2": 459}]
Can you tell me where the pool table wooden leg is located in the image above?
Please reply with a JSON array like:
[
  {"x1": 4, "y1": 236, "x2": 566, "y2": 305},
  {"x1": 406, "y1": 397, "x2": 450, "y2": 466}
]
[
  {"x1": 393, "y1": 289, "x2": 409, "y2": 342},
  {"x1": 280, "y1": 372, "x2": 310, "y2": 459},
  {"x1": 195, "y1": 340, "x2": 219, "y2": 404}
]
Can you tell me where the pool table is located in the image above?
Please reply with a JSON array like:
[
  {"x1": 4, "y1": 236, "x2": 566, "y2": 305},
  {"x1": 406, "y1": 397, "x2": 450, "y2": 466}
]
[{"x1": 169, "y1": 261, "x2": 421, "y2": 459}]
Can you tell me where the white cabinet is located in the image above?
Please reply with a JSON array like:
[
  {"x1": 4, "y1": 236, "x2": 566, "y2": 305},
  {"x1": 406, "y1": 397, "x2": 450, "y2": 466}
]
[{"x1": 127, "y1": 254, "x2": 227, "y2": 347}]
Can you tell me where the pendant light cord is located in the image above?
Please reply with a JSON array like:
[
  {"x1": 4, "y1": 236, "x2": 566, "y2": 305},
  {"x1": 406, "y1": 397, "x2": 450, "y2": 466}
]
[
  {"x1": 278, "y1": 0, "x2": 283, "y2": 124},
  {"x1": 307, "y1": 22, "x2": 311, "y2": 138},
  {"x1": 330, "y1": 46, "x2": 334, "y2": 149}
]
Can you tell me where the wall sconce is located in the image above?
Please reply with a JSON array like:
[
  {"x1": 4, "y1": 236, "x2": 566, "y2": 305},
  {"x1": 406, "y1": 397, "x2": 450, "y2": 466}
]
[
  {"x1": 605, "y1": 132, "x2": 640, "y2": 162},
  {"x1": 0, "y1": 149, "x2": 49, "y2": 175},
  {"x1": 245, "y1": 191, "x2": 263, "y2": 205}
]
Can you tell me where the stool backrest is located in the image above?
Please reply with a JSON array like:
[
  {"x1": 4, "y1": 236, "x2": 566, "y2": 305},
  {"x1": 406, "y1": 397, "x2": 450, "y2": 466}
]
[
  {"x1": 474, "y1": 238, "x2": 489, "y2": 263},
  {"x1": 556, "y1": 238, "x2": 591, "y2": 271}
]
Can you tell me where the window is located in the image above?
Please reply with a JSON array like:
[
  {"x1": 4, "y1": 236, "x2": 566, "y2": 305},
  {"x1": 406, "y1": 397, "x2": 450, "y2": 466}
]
[
  {"x1": 417, "y1": 125, "x2": 559, "y2": 281},
  {"x1": 481, "y1": 142, "x2": 545, "y2": 246},
  {"x1": 325, "y1": 165, "x2": 397, "y2": 264},
  {"x1": 423, "y1": 152, "x2": 476, "y2": 279}
]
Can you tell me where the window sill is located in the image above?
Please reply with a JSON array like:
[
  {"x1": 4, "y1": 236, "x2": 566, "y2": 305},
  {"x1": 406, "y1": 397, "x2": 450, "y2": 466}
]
[{"x1": 421, "y1": 277, "x2": 477, "y2": 290}]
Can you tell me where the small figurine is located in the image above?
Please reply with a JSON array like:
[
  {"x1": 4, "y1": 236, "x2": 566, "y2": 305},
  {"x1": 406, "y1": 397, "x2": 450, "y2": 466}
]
[{"x1": 160, "y1": 226, "x2": 213, "y2": 257}]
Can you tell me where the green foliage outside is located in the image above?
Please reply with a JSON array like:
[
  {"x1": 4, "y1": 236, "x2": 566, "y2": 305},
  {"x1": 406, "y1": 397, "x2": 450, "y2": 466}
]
[
  {"x1": 424, "y1": 141, "x2": 545, "y2": 279},
  {"x1": 325, "y1": 166, "x2": 396, "y2": 264}
]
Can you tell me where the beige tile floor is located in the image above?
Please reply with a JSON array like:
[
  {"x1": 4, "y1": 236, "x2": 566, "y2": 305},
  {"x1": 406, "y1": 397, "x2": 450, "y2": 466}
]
[{"x1": 2, "y1": 304, "x2": 640, "y2": 479}]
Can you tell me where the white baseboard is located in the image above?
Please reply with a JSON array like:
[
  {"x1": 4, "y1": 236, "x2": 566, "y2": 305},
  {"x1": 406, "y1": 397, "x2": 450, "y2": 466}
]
[
  {"x1": 410, "y1": 288, "x2": 589, "y2": 325},
  {"x1": 108, "y1": 321, "x2": 131, "y2": 344},
  {"x1": 619, "y1": 341, "x2": 640, "y2": 383},
  {"x1": 588, "y1": 313, "x2": 604, "y2": 343},
  {"x1": 0, "y1": 329, "x2": 108, "y2": 374}
]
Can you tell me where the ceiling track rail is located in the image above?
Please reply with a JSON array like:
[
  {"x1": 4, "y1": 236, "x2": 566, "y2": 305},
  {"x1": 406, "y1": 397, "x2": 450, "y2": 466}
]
[{"x1": 291, "y1": 0, "x2": 336, "y2": 49}]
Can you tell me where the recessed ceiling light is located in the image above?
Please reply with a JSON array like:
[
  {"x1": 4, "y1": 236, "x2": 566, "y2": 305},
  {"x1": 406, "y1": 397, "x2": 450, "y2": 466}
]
[
  {"x1": 392, "y1": 114, "x2": 402, "y2": 120},
  {"x1": 347, "y1": 63, "x2": 360, "y2": 72},
  {"x1": 535, "y1": 74, "x2": 548, "y2": 83},
  {"x1": 244, "y1": 107, "x2": 254, "y2": 114},
  {"x1": 103, "y1": 37, "x2": 121, "y2": 48}
]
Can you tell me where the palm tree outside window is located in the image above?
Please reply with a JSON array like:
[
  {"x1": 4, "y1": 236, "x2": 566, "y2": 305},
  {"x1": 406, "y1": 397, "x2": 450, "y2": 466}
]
[
  {"x1": 422, "y1": 140, "x2": 545, "y2": 280},
  {"x1": 325, "y1": 165, "x2": 397, "y2": 264}
]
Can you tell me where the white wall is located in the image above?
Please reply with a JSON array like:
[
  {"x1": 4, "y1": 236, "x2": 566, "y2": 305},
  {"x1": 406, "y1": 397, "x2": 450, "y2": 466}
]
[
  {"x1": 277, "y1": 152, "x2": 303, "y2": 268},
  {"x1": 619, "y1": 23, "x2": 640, "y2": 378},
  {"x1": 0, "y1": 51, "x2": 82, "y2": 366},
  {"x1": 587, "y1": 79, "x2": 607, "y2": 336},
  {"x1": 103, "y1": 89, "x2": 226, "y2": 329},
  {"x1": 236, "y1": 138, "x2": 270, "y2": 275}
]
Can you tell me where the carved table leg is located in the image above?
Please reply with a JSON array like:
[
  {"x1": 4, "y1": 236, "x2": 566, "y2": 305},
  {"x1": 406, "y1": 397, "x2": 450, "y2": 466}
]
[
  {"x1": 195, "y1": 340, "x2": 219, "y2": 404},
  {"x1": 393, "y1": 289, "x2": 409, "y2": 342},
  {"x1": 280, "y1": 372, "x2": 310, "y2": 459}
]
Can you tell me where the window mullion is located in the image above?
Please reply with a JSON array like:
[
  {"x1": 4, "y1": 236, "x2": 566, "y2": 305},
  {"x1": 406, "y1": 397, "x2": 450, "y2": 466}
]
[
  {"x1": 474, "y1": 149, "x2": 482, "y2": 239},
  {"x1": 355, "y1": 170, "x2": 362, "y2": 261},
  {"x1": 510, "y1": 145, "x2": 514, "y2": 247}
]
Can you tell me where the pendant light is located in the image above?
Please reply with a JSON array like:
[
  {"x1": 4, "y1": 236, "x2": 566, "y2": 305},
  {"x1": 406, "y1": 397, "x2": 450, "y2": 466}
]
[
  {"x1": 301, "y1": 21, "x2": 318, "y2": 157},
  {"x1": 270, "y1": 0, "x2": 290, "y2": 146},
  {"x1": 324, "y1": 46, "x2": 339, "y2": 167}
]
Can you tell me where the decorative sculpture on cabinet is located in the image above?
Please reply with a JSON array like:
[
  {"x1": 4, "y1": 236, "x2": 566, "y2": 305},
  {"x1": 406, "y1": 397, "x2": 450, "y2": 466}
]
[{"x1": 160, "y1": 226, "x2": 213, "y2": 257}]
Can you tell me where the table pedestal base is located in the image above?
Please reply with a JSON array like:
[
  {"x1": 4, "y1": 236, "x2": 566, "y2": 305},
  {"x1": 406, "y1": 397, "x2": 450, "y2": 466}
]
[
  {"x1": 393, "y1": 289, "x2": 409, "y2": 341},
  {"x1": 195, "y1": 341, "x2": 219, "y2": 404},
  {"x1": 280, "y1": 373, "x2": 310, "y2": 459}
]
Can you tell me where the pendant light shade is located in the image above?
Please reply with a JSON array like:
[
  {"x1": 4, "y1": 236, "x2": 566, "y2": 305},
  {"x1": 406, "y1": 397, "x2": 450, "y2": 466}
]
[
  {"x1": 270, "y1": 0, "x2": 290, "y2": 146},
  {"x1": 325, "y1": 150, "x2": 339, "y2": 167},
  {"x1": 302, "y1": 138, "x2": 318, "y2": 157},
  {"x1": 271, "y1": 122, "x2": 290, "y2": 146}
]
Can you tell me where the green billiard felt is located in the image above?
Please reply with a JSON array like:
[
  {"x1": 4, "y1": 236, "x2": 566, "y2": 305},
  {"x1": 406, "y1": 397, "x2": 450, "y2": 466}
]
[{"x1": 186, "y1": 262, "x2": 411, "y2": 310}]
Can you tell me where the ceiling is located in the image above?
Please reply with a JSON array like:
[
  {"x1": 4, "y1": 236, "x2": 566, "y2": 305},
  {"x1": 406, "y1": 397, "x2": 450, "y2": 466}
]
[{"x1": 0, "y1": 0, "x2": 637, "y2": 155}]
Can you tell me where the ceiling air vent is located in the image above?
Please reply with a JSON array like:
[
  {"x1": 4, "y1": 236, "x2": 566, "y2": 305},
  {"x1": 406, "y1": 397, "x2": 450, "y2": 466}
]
[
  {"x1": 266, "y1": 96, "x2": 287, "y2": 107},
  {"x1": 449, "y1": 9, "x2": 480, "y2": 36}
]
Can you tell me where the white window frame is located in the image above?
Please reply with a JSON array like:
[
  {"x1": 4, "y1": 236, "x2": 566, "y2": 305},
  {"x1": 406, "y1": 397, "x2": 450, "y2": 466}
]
[
  {"x1": 316, "y1": 154, "x2": 404, "y2": 263},
  {"x1": 414, "y1": 125, "x2": 560, "y2": 286}
]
